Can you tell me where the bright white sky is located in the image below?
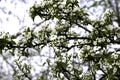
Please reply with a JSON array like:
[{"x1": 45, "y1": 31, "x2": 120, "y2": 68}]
[{"x1": 0, "y1": 0, "x2": 40, "y2": 34}]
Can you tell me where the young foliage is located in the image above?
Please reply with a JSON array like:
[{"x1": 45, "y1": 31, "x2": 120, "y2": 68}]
[
  {"x1": 1, "y1": 0, "x2": 120, "y2": 80},
  {"x1": 29, "y1": 0, "x2": 120, "y2": 80}
]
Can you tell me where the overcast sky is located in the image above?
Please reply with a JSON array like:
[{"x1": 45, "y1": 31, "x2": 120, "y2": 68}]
[{"x1": 0, "y1": 0, "x2": 40, "y2": 34}]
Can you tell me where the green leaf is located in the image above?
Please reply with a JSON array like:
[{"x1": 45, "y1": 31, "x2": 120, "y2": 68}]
[
  {"x1": 27, "y1": 27, "x2": 30, "y2": 32},
  {"x1": 11, "y1": 35, "x2": 17, "y2": 39},
  {"x1": 90, "y1": 1, "x2": 98, "y2": 7}
]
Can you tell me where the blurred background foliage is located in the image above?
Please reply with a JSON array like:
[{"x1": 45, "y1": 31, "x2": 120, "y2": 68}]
[{"x1": 0, "y1": 0, "x2": 120, "y2": 80}]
